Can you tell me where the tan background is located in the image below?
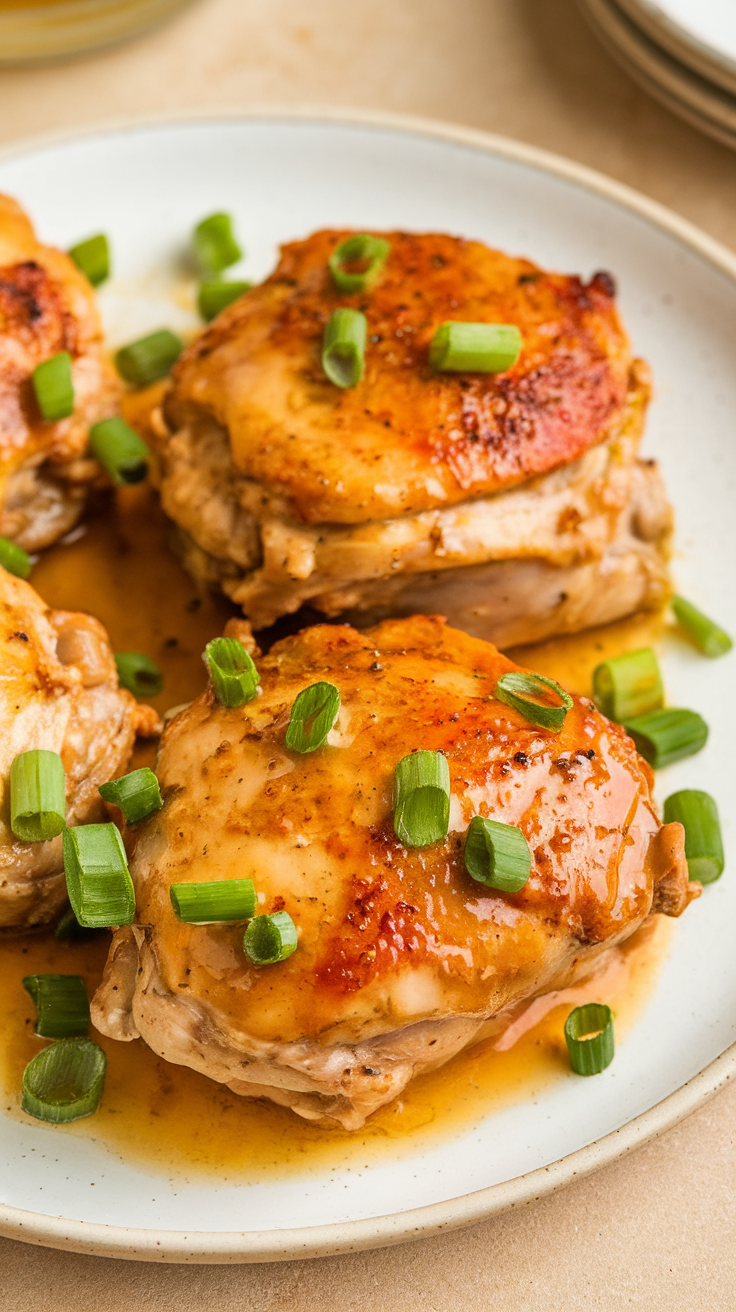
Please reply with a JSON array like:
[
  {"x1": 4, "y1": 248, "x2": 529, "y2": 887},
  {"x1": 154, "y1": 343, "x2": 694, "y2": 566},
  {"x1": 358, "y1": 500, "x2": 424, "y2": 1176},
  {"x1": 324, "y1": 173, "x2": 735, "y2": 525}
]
[{"x1": 2, "y1": 0, "x2": 736, "y2": 1306}]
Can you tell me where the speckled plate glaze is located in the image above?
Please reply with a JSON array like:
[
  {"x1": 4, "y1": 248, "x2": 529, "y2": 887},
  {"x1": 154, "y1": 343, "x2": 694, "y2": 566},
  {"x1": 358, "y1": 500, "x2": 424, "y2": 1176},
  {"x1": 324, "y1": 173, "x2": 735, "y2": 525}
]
[{"x1": 0, "y1": 110, "x2": 735, "y2": 1262}]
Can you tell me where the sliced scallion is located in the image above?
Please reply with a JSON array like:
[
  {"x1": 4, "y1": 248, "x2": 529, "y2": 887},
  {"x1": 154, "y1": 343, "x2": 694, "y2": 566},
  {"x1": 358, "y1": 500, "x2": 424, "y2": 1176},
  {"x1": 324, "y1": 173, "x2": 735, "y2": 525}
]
[
  {"x1": 170, "y1": 878, "x2": 257, "y2": 924},
  {"x1": 322, "y1": 308, "x2": 367, "y2": 388},
  {"x1": 198, "y1": 280, "x2": 251, "y2": 322},
  {"x1": 622, "y1": 708, "x2": 708, "y2": 769},
  {"x1": 10, "y1": 749, "x2": 65, "y2": 843},
  {"x1": 393, "y1": 750, "x2": 451, "y2": 848},
  {"x1": 54, "y1": 906, "x2": 98, "y2": 942},
  {"x1": 663, "y1": 790, "x2": 724, "y2": 885},
  {"x1": 429, "y1": 322, "x2": 522, "y2": 373},
  {"x1": 243, "y1": 911, "x2": 298, "y2": 966},
  {"x1": 68, "y1": 234, "x2": 109, "y2": 287},
  {"x1": 592, "y1": 647, "x2": 664, "y2": 722},
  {"x1": 672, "y1": 596, "x2": 733, "y2": 659},
  {"x1": 32, "y1": 352, "x2": 74, "y2": 421},
  {"x1": 285, "y1": 681, "x2": 340, "y2": 753},
  {"x1": 114, "y1": 652, "x2": 164, "y2": 698},
  {"x1": 564, "y1": 1003, "x2": 614, "y2": 1076},
  {"x1": 328, "y1": 234, "x2": 391, "y2": 293},
  {"x1": 203, "y1": 637, "x2": 259, "y2": 707},
  {"x1": 23, "y1": 974, "x2": 90, "y2": 1039},
  {"x1": 495, "y1": 671, "x2": 573, "y2": 732},
  {"x1": 0, "y1": 536, "x2": 31, "y2": 579},
  {"x1": 194, "y1": 212, "x2": 243, "y2": 274},
  {"x1": 114, "y1": 330, "x2": 183, "y2": 388},
  {"x1": 21, "y1": 1038, "x2": 106, "y2": 1124},
  {"x1": 464, "y1": 816, "x2": 531, "y2": 893},
  {"x1": 63, "y1": 823, "x2": 135, "y2": 928},
  {"x1": 99, "y1": 767, "x2": 162, "y2": 825},
  {"x1": 89, "y1": 417, "x2": 148, "y2": 486}
]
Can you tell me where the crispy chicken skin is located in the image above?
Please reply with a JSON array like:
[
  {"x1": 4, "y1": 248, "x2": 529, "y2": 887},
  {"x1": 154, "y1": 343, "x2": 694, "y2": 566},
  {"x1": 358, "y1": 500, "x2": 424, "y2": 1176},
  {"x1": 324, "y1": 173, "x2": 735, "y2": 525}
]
[
  {"x1": 147, "y1": 230, "x2": 671, "y2": 642},
  {"x1": 92, "y1": 615, "x2": 695, "y2": 1128},
  {"x1": 0, "y1": 193, "x2": 120, "y2": 551},
  {"x1": 0, "y1": 565, "x2": 160, "y2": 929}
]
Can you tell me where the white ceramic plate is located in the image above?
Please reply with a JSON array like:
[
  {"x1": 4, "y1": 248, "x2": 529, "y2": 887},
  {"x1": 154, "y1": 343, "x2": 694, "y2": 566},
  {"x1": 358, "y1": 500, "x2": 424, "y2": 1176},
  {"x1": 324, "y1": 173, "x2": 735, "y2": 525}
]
[
  {"x1": 1, "y1": 111, "x2": 735, "y2": 1263},
  {"x1": 617, "y1": 0, "x2": 736, "y2": 95}
]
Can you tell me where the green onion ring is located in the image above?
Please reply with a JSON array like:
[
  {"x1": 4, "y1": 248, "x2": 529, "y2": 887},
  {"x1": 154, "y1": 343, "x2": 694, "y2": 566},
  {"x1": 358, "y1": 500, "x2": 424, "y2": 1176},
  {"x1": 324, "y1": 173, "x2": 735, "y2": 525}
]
[
  {"x1": 328, "y1": 234, "x2": 391, "y2": 293},
  {"x1": 244, "y1": 911, "x2": 298, "y2": 966},
  {"x1": 564, "y1": 1003, "x2": 615, "y2": 1076},
  {"x1": 21, "y1": 1038, "x2": 107, "y2": 1124},
  {"x1": 495, "y1": 671, "x2": 573, "y2": 732}
]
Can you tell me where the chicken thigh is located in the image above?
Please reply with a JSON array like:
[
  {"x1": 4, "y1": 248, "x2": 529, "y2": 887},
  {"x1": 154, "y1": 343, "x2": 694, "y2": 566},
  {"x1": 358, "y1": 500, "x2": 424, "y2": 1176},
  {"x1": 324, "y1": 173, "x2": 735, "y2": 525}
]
[{"x1": 92, "y1": 615, "x2": 694, "y2": 1128}]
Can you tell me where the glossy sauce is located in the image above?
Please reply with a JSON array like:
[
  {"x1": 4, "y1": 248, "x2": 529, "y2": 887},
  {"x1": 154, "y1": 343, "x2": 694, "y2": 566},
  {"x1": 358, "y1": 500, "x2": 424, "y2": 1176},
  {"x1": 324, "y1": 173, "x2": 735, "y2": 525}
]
[{"x1": 0, "y1": 487, "x2": 673, "y2": 1180}]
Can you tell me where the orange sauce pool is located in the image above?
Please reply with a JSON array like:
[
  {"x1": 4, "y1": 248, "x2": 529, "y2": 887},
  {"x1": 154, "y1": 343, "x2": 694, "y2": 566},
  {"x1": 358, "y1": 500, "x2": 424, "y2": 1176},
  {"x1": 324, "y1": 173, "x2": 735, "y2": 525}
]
[{"x1": 0, "y1": 487, "x2": 674, "y2": 1181}]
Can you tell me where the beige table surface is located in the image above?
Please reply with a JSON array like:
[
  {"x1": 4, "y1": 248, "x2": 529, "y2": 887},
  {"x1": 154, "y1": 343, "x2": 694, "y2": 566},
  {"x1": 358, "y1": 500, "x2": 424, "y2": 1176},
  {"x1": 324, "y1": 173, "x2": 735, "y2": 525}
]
[{"x1": 2, "y1": 1, "x2": 736, "y2": 1306}]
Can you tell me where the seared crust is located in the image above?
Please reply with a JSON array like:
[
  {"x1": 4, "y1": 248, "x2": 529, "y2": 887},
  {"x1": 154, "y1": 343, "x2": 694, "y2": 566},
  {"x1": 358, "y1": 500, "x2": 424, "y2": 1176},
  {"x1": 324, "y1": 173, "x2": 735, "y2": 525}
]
[{"x1": 165, "y1": 230, "x2": 632, "y2": 525}]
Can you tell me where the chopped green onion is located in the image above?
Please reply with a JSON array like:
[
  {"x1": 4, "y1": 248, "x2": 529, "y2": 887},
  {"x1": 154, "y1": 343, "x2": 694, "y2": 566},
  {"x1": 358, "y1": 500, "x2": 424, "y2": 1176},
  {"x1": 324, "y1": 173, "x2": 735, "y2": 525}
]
[
  {"x1": 203, "y1": 637, "x2": 259, "y2": 707},
  {"x1": 0, "y1": 535, "x2": 31, "y2": 579},
  {"x1": 663, "y1": 790, "x2": 724, "y2": 885},
  {"x1": 194, "y1": 213, "x2": 243, "y2": 274},
  {"x1": 429, "y1": 322, "x2": 522, "y2": 373},
  {"x1": 464, "y1": 816, "x2": 531, "y2": 893},
  {"x1": 99, "y1": 767, "x2": 162, "y2": 825},
  {"x1": 22, "y1": 1038, "x2": 106, "y2": 1124},
  {"x1": 672, "y1": 596, "x2": 733, "y2": 658},
  {"x1": 68, "y1": 234, "x2": 109, "y2": 287},
  {"x1": 23, "y1": 974, "x2": 89, "y2": 1038},
  {"x1": 243, "y1": 911, "x2": 298, "y2": 966},
  {"x1": 622, "y1": 708, "x2": 708, "y2": 769},
  {"x1": 89, "y1": 417, "x2": 148, "y2": 486},
  {"x1": 62, "y1": 823, "x2": 135, "y2": 928},
  {"x1": 198, "y1": 280, "x2": 252, "y2": 322},
  {"x1": 54, "y1": 905, "x2": 98, "y2": 942},
  {"x1": 114, "y1": 330, "x2": 183, "y2": 388},
  {"x1": 32, "y1": 351, "x2": 74, "y2": 421},
  {"x1": 328, "y1": 234, "x2": 391, "y2": 293},
  {"x1": 592, "y1": 647, "x2": 664, "y2": 722},
  {"x1": 114, "y1": 652, "x2": 164, "y2": 697},
  {"x1": 564, "y1": 1003, "x2": 614, "y2": 1076},
  {"x1": 170, "y1": 878, "x2": 257, "y2": 924},
  {"x1": 285, "y1": 681, "x2": 340, "y2": 753},
  {"x1": 10, "y1": 750, "x2": 65, "y2": 843},
  {"x1": 495, "y1": 671, "x2": 573, "y2": 732},
  {"x1": 322, "y1": 308, "x2": 367, "y2": 388},
  {"x1": 393, "y1": 750, "x2": 451, "y2": 848}
]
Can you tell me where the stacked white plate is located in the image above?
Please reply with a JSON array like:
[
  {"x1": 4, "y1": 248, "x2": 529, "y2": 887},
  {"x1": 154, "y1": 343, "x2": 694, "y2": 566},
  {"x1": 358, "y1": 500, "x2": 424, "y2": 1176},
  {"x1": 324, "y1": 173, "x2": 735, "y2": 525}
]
[{"x1": 578, "y1": 0, "x2": 736, "y2": 149}]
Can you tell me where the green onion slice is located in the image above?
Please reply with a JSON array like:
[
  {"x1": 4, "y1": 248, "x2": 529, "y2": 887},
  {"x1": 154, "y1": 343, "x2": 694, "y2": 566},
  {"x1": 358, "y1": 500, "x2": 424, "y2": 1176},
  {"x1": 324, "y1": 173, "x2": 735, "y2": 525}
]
[
  {"x1": 10, "y1": 749, "x2": 66, "y2": 843},
  {"x1": 464, "y1": 816, "x2": 531, "y2": 893},
  {"x1": 32, "y1": 351, "x2": 74, "y2": 421},
  {"x1": 322, "y1": 308, "x2": 367, "y2": 388},
  {"x1": 393, "y1": 750, "x2": 451, "y2": 848},
  {"x1": 0, "y1": 535, "x2": 32, "y2": 579},
  {"x1": 429, "y1": 322, "x2": 522, "y2": 373},
  {"x1": 672, "y1": 596, "x2": 733, "y2": 659},
  {"x1": 170, "y1": 878, "x2": 257, "y2": 924},
  {"x1": 592, "y1": 647, "x2": 664, "y2": 722},
  {"x1": 114, "y1": 329, "x2": 183, "y2": 388},
  {"x1": 99, "y1": 767, "x2": 162, "y2": 825},
  {"x1": 115, "y1": 652, "x2": 164, "y2": 697},
  {"x1": 68, "y1": 234, "x2": 110, "y2": 287},
  {"x1": 23, "y1": 974, "x2": 90, "y2": 1038},
  {"x1": 285, "y1": 681, "x2": 340, "y2": 753},
  {"x1": 622, "y1": 708, "x2": 708, "y2": 769},
  {"x1": 63, "y1": 823, "x2": 135, "y2": 928},
  {"x1": 194, "y1": 212, "x2": 243, "y2": 274},
  {"x1": 564, "y1": 1003, "x2": 615, "y2": 1076},
  {"x1": 244, "y1": 911, "x2": 298, "y2": 966},
  {"x1": 54, "y1": 905, "x2": 98, "y2": 942},
  {"x1": 21, "y1": 1038, "x2": 106, "y2": 1124},
  {"x1": 328, "y1": 234, "x2": 391, "y2": 293},
  {"x1": 89, "y1": 417, "x2": 149, "y2": 486},
  {"x1": 197, "y1": 280, "x2": 252, "y2": 322},
  {"x1": 203, "y1": 637, "x2": 259, "y2": 707},
  {"x1": 663, "y1": 789, "x2": 724, "y2": 885},
  {"x1": 495, "y1": 671, "x2": 573, "y2": 732}
]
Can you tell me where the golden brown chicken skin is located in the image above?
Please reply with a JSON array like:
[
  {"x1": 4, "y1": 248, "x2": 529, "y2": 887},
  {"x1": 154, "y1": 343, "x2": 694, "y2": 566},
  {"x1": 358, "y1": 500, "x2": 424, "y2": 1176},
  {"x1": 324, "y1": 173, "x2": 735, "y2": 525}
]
[
  {"x1": 92, "y1": 616, "x2": 694, "y2": 1127},
  {"x1": 0, "y1": 194, "x2": 119, "y2": 551}
]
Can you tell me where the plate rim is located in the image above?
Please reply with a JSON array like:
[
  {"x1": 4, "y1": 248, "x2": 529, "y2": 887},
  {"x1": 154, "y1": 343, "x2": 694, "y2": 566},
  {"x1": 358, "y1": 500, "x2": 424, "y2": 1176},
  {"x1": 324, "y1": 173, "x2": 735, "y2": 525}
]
[
  {"x1": 615, "y1": 0, "x2": 736, "y2": 94},
  {"x1": 1, "y1": 104, "x2": 736, "y2": 1263}
]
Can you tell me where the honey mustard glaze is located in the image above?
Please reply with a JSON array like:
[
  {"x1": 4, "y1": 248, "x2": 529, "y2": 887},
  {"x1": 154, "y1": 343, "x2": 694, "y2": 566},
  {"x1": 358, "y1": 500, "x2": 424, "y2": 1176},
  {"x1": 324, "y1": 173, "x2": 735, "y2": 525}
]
[{"x1": 0, "y1": 486, "x2": 674, "y2": 1181}]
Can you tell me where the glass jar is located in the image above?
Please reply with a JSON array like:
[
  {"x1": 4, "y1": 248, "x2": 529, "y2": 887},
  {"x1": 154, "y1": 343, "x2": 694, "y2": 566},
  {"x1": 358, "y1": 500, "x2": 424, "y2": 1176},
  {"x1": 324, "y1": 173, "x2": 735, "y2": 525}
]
[{"x1": 0, "y1": 0, "x2": 196, "y2": 64}]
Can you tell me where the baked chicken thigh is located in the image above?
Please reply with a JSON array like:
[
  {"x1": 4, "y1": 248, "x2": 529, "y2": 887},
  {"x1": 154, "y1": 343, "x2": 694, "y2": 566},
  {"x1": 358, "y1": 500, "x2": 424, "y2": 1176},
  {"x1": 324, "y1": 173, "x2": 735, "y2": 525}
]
[
  {"x1": 147, "y1": 229, "x2": 670, "y2": 645},
  {"x1": 92, "y1": 615, "x2": 694, "y2": 1128},
  {"x1": 0, "y1": 565, "x2": 159, "y2": 928},
  {"x1": 0, "y1": 193, "x2": 119, "y2": 551}
]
